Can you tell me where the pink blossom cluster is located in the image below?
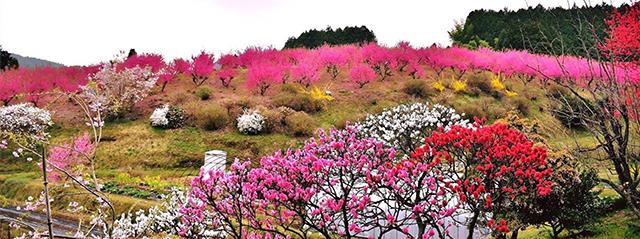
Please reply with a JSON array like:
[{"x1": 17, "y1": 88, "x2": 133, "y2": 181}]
[
  {"x1": 180, "y1": 120, "x2": 553, "y2": 239},
  {"x1": 4, "y1": 41, "x2": 639, "y2": 104},
  {"x1": 42, "y1": 133, "x2": 94, "y2": 181}
]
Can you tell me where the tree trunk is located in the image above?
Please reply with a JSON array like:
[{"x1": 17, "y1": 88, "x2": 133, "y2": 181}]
[
  {"x1": 510, "y1": 226, "x2": 522, "y2": 239},
  {"x1": 466, "y1": 209, "x2": 480, "y2": 239},
  {"x1": 417, "y1": 221, "x2": 426, "y2": 239},
  {"x1": 41, "y1": 147, "x2": 54, "y2": 239}
]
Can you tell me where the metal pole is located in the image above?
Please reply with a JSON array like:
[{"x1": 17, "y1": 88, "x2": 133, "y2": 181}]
[{"x1": 41, "y1": 147, "x2": 54, "y2": 238}]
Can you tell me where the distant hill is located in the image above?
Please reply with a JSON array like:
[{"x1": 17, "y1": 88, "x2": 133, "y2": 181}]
[
  {"x1": 284, "y1": 26, "x2": 377, "y2": 49},
  {"x1": 449, "y1": 4, "x2": 621, "y2": 57},
  {"x1": 11, "y1": 53, "x2": 65, "y2": 68}
]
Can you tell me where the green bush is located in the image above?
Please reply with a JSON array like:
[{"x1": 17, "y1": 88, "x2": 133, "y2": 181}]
[
  {"x1": 402, "y1": 79, "x2": 436, "y2": 98},
  {"x1": 547, "y1": 86, "x2": 592, "y2": 130},
  {"x1": 273, "y1": 89, "x2": 324, "y2": 113},
  {"x1": 166, "y1": 106, "x2": 186, "y2": 129},
  {"x1": 195, "y1": 87, "x2": 212, "y2": 100},
  {"x1": 258, "y1": 106, "x2": 294, "y2": 133},
  {"x1": 457, "y1": 98, "x2": 506, "y2": 121},
  {"x1": 467, "y1": 74, "x2": 492, "y2": 94},
  {"x1": 194, "y1": 104, "x2": 229, "y2": 131},
  {"x1": 285, "y1": 111, "x2": 316, "y2": 137},
  {"x1": 508, "y1": 96, "x2": 531, "y2": 116}
]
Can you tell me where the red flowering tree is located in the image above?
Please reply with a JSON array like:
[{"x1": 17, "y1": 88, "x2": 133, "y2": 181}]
[
  {"x1": 412, "y1": 123, "x2": 552, "y2": 239},
  {"x1": 0, "y1": 69, "x2": 23, "y2": 105}
]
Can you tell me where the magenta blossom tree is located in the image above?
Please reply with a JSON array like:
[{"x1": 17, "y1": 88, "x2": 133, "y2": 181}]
[
  {"x1": 190, "y1": 51, "x2": 215, "y2": 86},
  {"x1": 290, "y1": 60, "x2": 321, "y2": 87},
  {"x1": 350, "y1": 63, "x2": 377, "y2": 88},
  {"x1": 246, "y1": 63, "x2": 283, "y2": 95},
  {"x1": 182, "y1": 127, "x2": 397, "y2": 239}
]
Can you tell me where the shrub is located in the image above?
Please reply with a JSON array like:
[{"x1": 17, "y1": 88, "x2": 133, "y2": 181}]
[
  {"x1": 150, "y1": 105, "x2": 170, "y2": 127},
  {"x1": 166, "y1": 106, "x2": 186, "y2": 129},
  {"x1": 0, "y1": 103, "x2": 53, "y2": 139},
  {"x1": 259, "y1": 106, "x2": 294, "y2": 133},
  {"x1": 273, "y1": 87, "x2": 325, "y2": 113},
  {"x1": 236, "y1": 109, "x2": 265, "y2": 135},
  {"x1": 467, "y1": 74, "x2": 493, "y2": 94},
  {"x1": 170, "y1": 91, "x2": 193, "y2": 105},
  {"x1": 548, "y1": 91, "x2": 592, "y2": 130},
  {"x1": 458, "y1": 98, "x2": 506, "y2": 120},
  {"x1": 402, "y1": 79, "x2": 436, "y2": 98},
  {"x1": 508, "y1": 96, "x2": 531, "y2": 116},
  {"x1": 490, "y1": 75, "x2": 506, "y2": 91},
  {"x1": 432, "y1": 81, "x2": 445, "y2": 92},
  {"x1": 195, "y1": 87, "x2": 212, "y2": 100},
  {"x1": 284, "y1": 111, "x2": 316, "y2": 136},
  {"x1": 451, "y1": 79, "x2": 467, "y2": 93},
  {"x1": 194, "y1": 104, "x2": 229, "y2": 131}
]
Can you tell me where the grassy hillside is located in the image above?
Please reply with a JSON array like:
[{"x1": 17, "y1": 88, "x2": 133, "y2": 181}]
[{"x1": 0, "y1": 66, "x2": 636, "y2": 238}]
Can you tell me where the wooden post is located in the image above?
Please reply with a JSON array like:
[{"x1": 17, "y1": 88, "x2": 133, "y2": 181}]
[{"x1": 41, "y1": 147, "x2": 54, "y2": 238}]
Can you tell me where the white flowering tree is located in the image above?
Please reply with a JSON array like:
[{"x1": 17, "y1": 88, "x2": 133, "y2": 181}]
[
  {"x1": 82, "y1": 63, "x2": 158, "y2": 119},
  {"x1": 236, "y1": 109, "x2": 265, "y2": 135},
  {"x1": 355, "y1": 102, "x2": 471, "y2": 156},
  {"x1": 0, "y1": 103, "x2": 55, "y2": 238}
]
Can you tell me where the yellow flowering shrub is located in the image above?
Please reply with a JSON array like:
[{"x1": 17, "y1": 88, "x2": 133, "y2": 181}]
[
  {"x1": 491, "y1": 75, "x2": 506, "y2": 91},
  {"x1": 433, "y1": 81, "x2": 446, "y2": 92},
  {"x1": 452, "y1": 80, "x2": 467, "y2": 93}
]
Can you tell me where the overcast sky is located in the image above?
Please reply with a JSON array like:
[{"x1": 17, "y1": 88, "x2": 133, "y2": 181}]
[{"x1": 0, "y1": 0, "x2": 628, "y2": 66}]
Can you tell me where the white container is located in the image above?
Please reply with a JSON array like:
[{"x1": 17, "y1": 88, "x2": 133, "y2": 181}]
[{"x1": 203, "y1": 150, "x2": 227, "y2": 173}]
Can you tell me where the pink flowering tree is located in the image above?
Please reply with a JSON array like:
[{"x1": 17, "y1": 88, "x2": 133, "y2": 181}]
[
  {"x1": 182, "y1": 127, "x2": 397, "y2": 239},
  {"x1": 318, "y1": 46, "x2": 348, "y2": 80},
  {"x1": 362, "y1": 44, "x2": 396, "y2": 81},
  {"x1": 119, "y1": 53, "x2": 166, "y2": 73},
  {"x1": 44, "y1": 133, "x2": 95, "y2": 181},
  {"x1": 246, "y1": 63, "x2": 283, "y2": 95},
  {"x1": 407, "y1": 61, "x2": 426, "y2": 79},
  {"x1": 0, "y1": 69, "x2": 24, "y2": 105},
  {"x1": 217, "y1": 68, "x2": 238, "y2": 88},
  {"x1": 290, "y1": 60, "x2": 321, "y2": 87},
  {"x1": 350, "y1": 63, "x2": 376, "y2": 88},
  {"x1": 173, "y1": 58, "x2": 191, "y2": 75},
  {"x1": 180, "y1": 160, "x2": 255, "y2": 239},
  {"x1": 190, "y1": 51, "x2": 216, "y2": 86}
]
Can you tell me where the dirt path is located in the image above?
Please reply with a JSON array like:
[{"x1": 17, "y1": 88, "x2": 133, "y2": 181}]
[{"x1": 0, "y1": 207, "x2": 103, "y2": 238}]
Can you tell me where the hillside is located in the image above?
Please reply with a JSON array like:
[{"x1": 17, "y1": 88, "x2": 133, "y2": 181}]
[
  {"x1": 0, "y1": 54, "x2": 638, "y2": 238},
  {"x1": 10, "y1": 53, "x2": 65, "y2": 68}
]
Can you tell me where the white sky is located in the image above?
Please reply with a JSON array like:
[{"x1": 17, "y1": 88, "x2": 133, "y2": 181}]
[{"x1": 0, "y1": 0, "x2": 629, "y2": 66}]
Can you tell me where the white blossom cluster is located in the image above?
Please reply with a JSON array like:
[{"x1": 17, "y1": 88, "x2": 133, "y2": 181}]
[
  {"x1": 111, "y1": 189, "x2": 200, "y2": 239},
  {"x1": 82, "y1": 63, "x2": 158, "y2": 118},
  {"x1": 150, "y1": 105, "x2": 170, "y2": 127},
  {"x1": 0, "y1": 103, "x2": 53, "y2": 139},
  {"x1": 236, "y1": 109, "x2": 265, "y2": 135},
  {"x1": 355, "y1": 102, "x2": 471, "y2": 155}
]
